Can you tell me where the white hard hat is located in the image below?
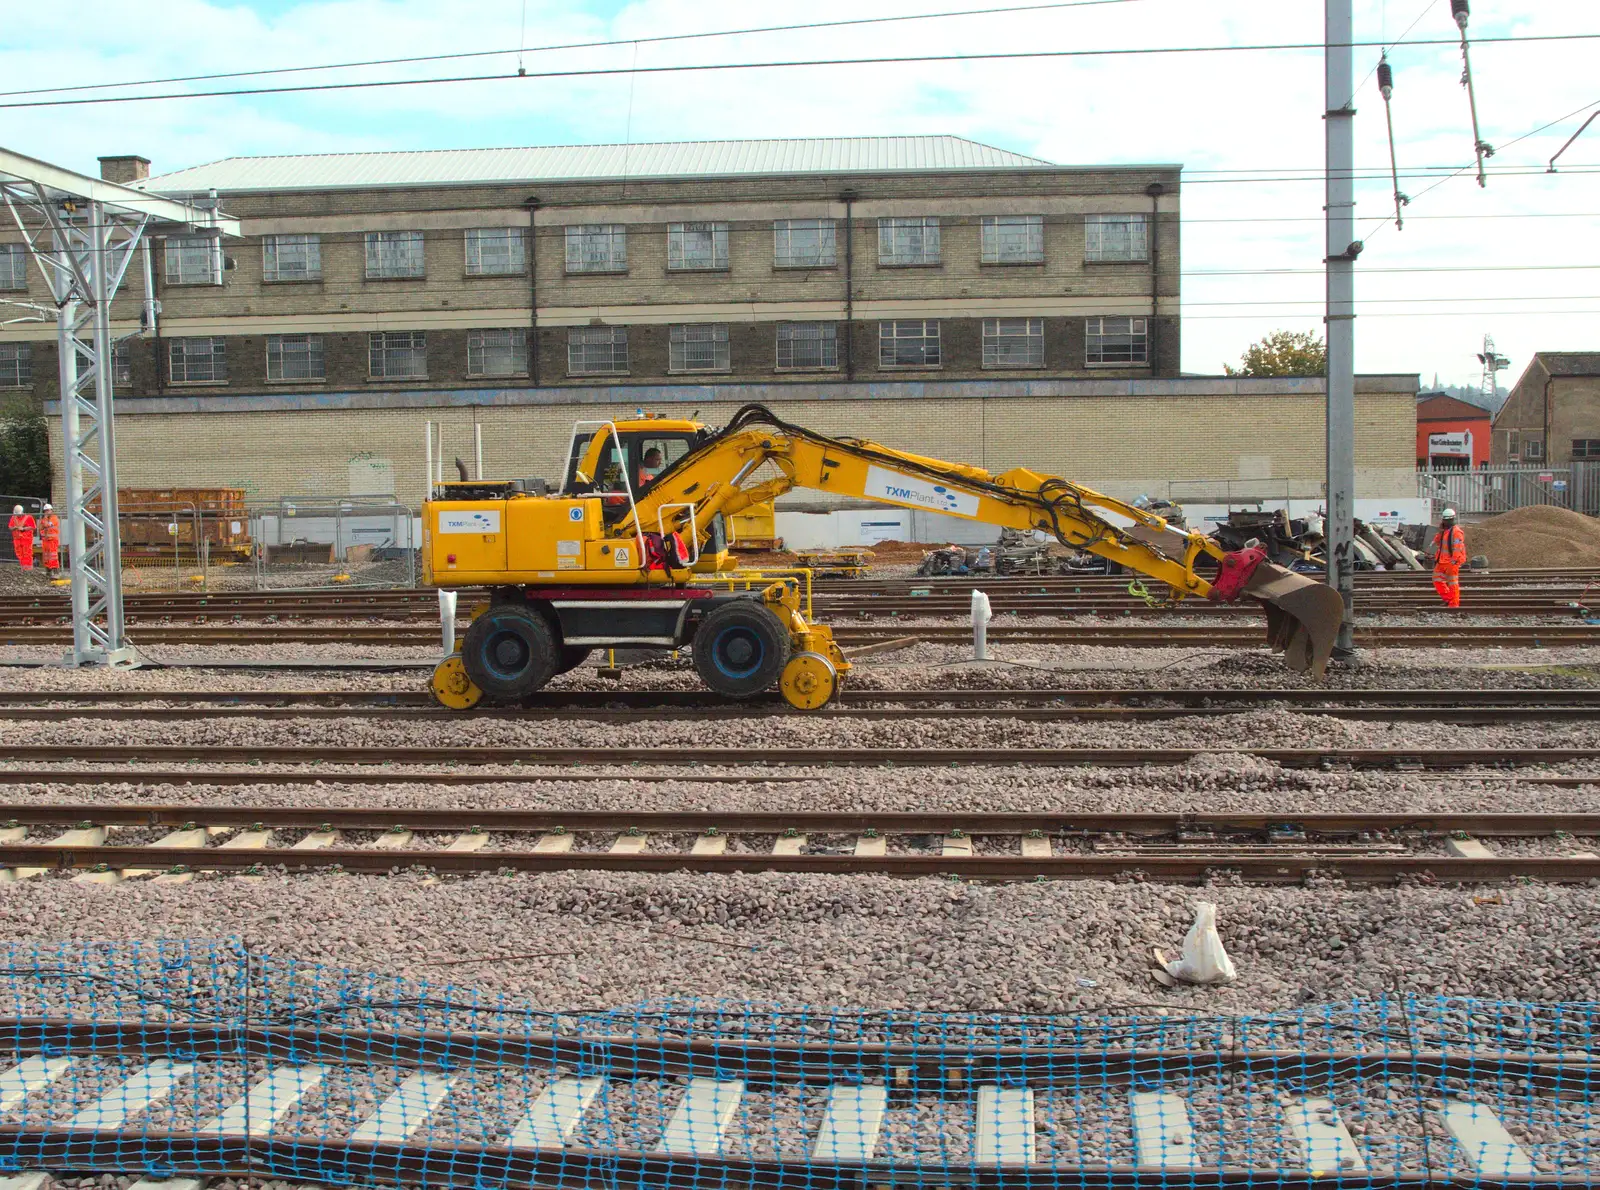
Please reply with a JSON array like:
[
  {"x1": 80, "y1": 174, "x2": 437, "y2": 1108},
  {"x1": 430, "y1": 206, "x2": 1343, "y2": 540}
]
[
  {"x1": 1442, "y1": 507, "x2": 1458, "y2": 519},
  {"x1": 10, "y1": 506, "x2": 19, "y2": 515},
  {"x1": 41, "y1": 503, "x2": 50, "y2": 511}
]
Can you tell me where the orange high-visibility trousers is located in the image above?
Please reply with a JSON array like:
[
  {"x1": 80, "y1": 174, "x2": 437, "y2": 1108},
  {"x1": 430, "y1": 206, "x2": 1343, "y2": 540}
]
[{"x1": 1433, "y1": 564, "x2": 1460, "y2": 608}]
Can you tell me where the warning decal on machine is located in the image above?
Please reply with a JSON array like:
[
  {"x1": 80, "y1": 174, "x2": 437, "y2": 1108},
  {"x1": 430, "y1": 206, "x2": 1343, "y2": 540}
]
[
  {"x1": 438, "y1": 510, "x2": 501, "y2": 534},
  {"x1": 863, "y1": 465, "x2": 980, "y2": 518}
]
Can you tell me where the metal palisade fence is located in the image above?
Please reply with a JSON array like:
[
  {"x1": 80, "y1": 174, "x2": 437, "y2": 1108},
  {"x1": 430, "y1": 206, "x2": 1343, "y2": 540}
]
[
  {"x1": 1418, "y1": 464, "x2": 1600, "y2": 517},
  {"x1": 0, "y1": 939, "x2": 1592, "y2": 1187}
]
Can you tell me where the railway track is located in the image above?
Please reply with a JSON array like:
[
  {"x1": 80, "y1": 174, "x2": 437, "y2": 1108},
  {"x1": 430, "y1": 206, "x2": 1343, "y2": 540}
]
[
  {"x1": 4, "y1": 687, "x2": 1600, "y2": 723},
  {"x1": 0, "y1": 1000, "x2": 1587, "y2": 1188},
  {"x1": 4, "y1": 623, "x2": 1599, "y2": 647},
  {"x1": 2, "y1": 805, "x2": 1596, "y2": 885}
]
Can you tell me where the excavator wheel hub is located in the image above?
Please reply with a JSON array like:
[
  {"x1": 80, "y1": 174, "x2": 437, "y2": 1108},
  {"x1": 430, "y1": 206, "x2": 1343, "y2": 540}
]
[
  {"x1": 430, "y1": 653, "x2": 483, "y2": 710},
  {"x1": 780, "y1": 651, "x2": 838, "y2": 711}
]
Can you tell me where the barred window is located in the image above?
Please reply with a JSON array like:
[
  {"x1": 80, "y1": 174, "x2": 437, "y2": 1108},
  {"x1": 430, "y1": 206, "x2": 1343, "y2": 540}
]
[
  {"x1": 776, "y1": 322, "x2": 838, "y2": 370},
  {"x1": 364, "y1": 231, "x2": 425, "y2": 279},
  {"x1": 262, "y1": 234, "x2": 321, "y2": 282},
  {"x1": 0, "y1": 344, "x2": 31, "y2": 387},
  {"x1": 669, "y1": 324, "x2": 730, "y2": 373},
  {"x1": 467, "y1": 329, "x2": 528, "y2": 377},
  {"x1": 1085, "y1": 316, "x2": 1148, "y2": 366},
  {"x1": 113, "y1": 340, "x2": 132, "y2": 386},
  {"x1": 668, "y1": 223, "x2": 729, "y2": 271},
  {"x1": 877, "y1": 217, "x2": 941, "y2": 266},
  {"x1": 266, "y1": 334, "x2": 326, "y2": 382},
  {"x1": 567, "y1": 327, "x2": 629, "y2": 376},
  {"x1": 879, "y1": 320, "x2": 941, "y2": 367},
  {"x1": 0, "y1": 244, "x2": 26, "y2": 290},
  {"x1": 465, "y1": 228, "x2": 526, "y2": 276},
  {"x1": 168, "y1": 337, "x2": 227, "y2": 383},
  {"x1": 983, "y1": 318, "x2": 1045, "y2": 368},
  {"x1": 565, "y1": 225, "x2": 627, "y2": 274},
  {"x1": 1084, "y1": 214, "x2": 1149, "y2": 262},
  {"x1": 981, "y1": 215, "x2": 1044, "y2": 263},
  {"x1": 164, "y1": 236, "x2": 222, "y2": 285},
  {"x1": 773, "y1": 219, "x2": 836, "y2": 268},
  {"x1": 368, "y1": 331, "x2": 427, "y2": 379},
  {"x1": 1574, "y1": 440, "x2": 1600, "y2": 460}
]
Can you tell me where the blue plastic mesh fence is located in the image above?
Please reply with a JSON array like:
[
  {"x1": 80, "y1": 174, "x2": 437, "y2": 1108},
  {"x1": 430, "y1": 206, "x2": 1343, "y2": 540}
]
[{"x1": 0, "y1": 939, "x2": 1592, "y2": 1187}]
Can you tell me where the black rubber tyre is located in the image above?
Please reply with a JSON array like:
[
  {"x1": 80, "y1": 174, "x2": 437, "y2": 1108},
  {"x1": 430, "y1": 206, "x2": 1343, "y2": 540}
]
[
  {"x1": 461, "y1": 604, "x2": 558, "y2": 701},
  {"x1": 692, "y1": 600, "x2": 790, "y2": 698},
  {"x1": 555, "y1": 645, "x2": 592, "y2": 674}
]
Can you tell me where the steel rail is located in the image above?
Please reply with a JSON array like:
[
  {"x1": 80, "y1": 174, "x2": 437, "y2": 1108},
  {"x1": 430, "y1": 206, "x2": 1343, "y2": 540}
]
[
  {"x1": 4, "y1": 1017, "x2": 1595, "y2": 1089},
  {"x1": 7, "y1": 803, "x2": 1595, "y2": 836},
  {"x1": 4, "y1": 743, "x2": 1600, "y2": 768},
  {"x1": 1, "y1": 1128, "x2": 1586, "y2": 1190},
  {"x1": 5, "y1": 843, "x2": 1599, "y2": 884},
  {"x1": 4, "y1": 624, "x2": 1600, "y2": 646}
]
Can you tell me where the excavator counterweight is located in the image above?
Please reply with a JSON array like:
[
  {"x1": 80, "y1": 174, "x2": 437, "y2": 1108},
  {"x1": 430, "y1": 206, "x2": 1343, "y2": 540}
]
[{"x1": 422, "y1": 405, "x2": 1346, "y2": 708}]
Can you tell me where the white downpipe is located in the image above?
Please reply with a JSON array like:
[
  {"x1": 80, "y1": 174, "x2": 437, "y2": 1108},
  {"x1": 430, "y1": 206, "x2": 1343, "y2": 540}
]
[
  {"x1": 474, "y1": 423, "x2": 484, "y2": 480},
  {"x1": 439, "y1": 589, "x2": 458, "y2": 656},
  {"x1": 423, "y1": 421, "x2": 435, "y2": 504},
  {"x1": 971, "y1": 589, "x2": 992, "y2": 661}
]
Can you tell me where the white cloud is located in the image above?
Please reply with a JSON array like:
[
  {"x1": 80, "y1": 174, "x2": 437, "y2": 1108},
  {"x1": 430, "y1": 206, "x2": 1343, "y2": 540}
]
[{"x1": 2, "y1": 0, "x2": 1595, "y2": 385}]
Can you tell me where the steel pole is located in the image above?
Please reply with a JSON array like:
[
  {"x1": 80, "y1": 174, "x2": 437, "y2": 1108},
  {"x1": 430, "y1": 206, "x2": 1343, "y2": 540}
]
[{"x1": 1325, "y1": 0, "x2": 1357, "y2": 653}]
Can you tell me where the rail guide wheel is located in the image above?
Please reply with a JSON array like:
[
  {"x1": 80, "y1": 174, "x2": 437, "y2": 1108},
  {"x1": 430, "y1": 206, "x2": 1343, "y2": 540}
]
[
  {"x1": 779, "y1": 651, "x2": 838, "y2": 711},
  {"x1": 430, "y1": 653, "x2": 483, "y2": 710}
]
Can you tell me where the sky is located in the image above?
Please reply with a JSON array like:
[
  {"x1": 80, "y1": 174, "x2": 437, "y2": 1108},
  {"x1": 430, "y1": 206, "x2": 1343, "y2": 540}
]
[{"x1": 2, "y1": 0, "x2": 1595, "y2": 388}]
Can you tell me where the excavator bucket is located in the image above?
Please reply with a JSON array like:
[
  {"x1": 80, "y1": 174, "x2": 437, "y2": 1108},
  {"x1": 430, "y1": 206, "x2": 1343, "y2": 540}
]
[{"x1": 1243, "y1": 563, "x2": 1346, "y2": 676}]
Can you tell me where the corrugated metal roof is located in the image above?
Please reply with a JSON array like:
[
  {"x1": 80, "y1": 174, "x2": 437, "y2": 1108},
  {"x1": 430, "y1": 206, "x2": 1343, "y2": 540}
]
[{"x1": 137, "y1": 136, "x2": 1062, "y2": 194}]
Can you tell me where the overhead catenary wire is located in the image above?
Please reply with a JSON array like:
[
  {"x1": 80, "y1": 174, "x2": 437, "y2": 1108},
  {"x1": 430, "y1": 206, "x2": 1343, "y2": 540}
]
[
  {"x1": 0, "y1": 31, "x2": 1596, "y2": 110},
  {"x1": 0, "y1": 0, "x2": 1149, "y2": 100}
]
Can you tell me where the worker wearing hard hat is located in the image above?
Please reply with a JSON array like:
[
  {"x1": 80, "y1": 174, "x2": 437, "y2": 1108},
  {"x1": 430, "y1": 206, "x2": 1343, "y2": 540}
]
[
  {"x1": 38, "y1": 503, "x2": 60, "y2": 575},
  {"x1": 1429, "y1": 507, "x2": 1467, "y2": 608},
  {"x1": 7, "y1": 505, "x2": 34, "y2": 570}
]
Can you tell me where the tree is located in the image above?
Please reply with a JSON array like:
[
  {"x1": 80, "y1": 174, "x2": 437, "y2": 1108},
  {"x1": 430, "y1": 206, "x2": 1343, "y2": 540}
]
[
  {"x1": 0, "y1": 393, "x2": 51, "y2": 500},
  {"x1": 1223, "y1": 331, "x2": 1327, "y2": 377}
]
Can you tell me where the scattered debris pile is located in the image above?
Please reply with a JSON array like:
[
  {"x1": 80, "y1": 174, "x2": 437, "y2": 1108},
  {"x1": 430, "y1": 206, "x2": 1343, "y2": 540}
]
[{"x1": 1211, "y1": 509, "x2": 1423, "y2": 572}]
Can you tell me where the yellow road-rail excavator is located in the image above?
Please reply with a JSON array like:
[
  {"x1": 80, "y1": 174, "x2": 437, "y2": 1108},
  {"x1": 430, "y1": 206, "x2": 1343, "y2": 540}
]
[{"x1": 423, "y1": 404, "x2": 1345, "y2": 710}]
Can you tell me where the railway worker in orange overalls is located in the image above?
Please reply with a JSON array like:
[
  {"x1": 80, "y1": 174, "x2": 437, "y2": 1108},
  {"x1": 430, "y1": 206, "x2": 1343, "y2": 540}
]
[
  {"x1": 8, "y1": 505, "x2": 34, "y2": 570},
  {"x1": 1429, "y1": 506, "x2": 1467, "y2": 609},
  {"x1": 38, "y1": 503, "x2": 60, "y2": 575}
]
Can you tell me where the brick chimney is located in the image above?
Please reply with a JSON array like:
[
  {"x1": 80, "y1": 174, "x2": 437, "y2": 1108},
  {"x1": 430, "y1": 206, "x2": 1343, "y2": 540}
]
[{"x1": 98, "y1": 155, "x2": 151, "y2": 184}]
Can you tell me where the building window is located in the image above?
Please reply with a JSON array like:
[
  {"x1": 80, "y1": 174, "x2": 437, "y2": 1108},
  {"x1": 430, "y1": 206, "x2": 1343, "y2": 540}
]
[
  {"x1": 262, "y1": 234, "x2": 322, "y2": 282},
  {"x1": 1084, "y1": 214, "x2": 1149, "y2": 262},
  {"x1": 983, "y1": 318, "x2": 1045, "y2": 368},
  {"x1": 878, "y1": 217, "x2": 941, "y2": 267},
  {"x1": 776, "y1": 322, "x2": 838, "y2": 370},
  {"x1": 364, "y1": 231, "x2": 425, "y2": 279},
  {"x1": 565, "y1": 225, "x2": 627, "y2": 274},
  {"x1": 1574, "y1": 440, "x2": 1600, "y2": 460},
  {"x1": 567, "y1": 327, "x2": 629, "y2": 376},
  {"x1": 669, "y1": 323, "x2": 730, "y2": 373},
  {"x1": 1523, "y1": 436, "x2": 1544, "y2": 461},
  {"x1": 113, "y1": 340, "x2": 132, "y2": 385},
  {"x1": 1086, "y1": 316, "x2": 1148, "y2": 366},
  {"x1": 0, "y1": 344, "x2": 31, "y2": 388},
  {"x1": 266, "y1": 334, "x2": 326, "y2": 382},
  {"x1": 0, "y1": 244, "x2": 26, "y2": 291},
  {"x1": 465, "y1": 228, "x2": 526, "y2": 276},
  {"x1": 667, "y1": 222, "x2": 729, "y2": 271},
  {"x1": 467, "y1": 329, "x2": 528, "y2": 377},
  {"x1": 773, "y1": 219, "x2": 836, "y2": 268},
  {"x1": 168, "y1": 337, "x2": 227, "y2": 383},
  {"x1": 879, "y1": 320, "x2": 941, "y2": 368},
  {"x1": 164, "y1": 236, "x2": 222, "y2": 285},
  {"x1": 981, "y1": 215, "x2": 1044, "y2": 264},
  {"x1": 368, "y1": 331, "x2": 427, "y2": 379}
]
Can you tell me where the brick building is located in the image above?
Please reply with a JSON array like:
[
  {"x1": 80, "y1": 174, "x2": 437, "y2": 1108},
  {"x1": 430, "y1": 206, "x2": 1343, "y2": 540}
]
[
  {"x1": 1416, "y1": 393, "x2": 1490, "y2": 469},
  {"x1": 1492, "y1": 353, "x2": 1600, "y2": 465},
  {"x1": 0, "y1": 136, "x2": 1418, "y2": 507}
]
